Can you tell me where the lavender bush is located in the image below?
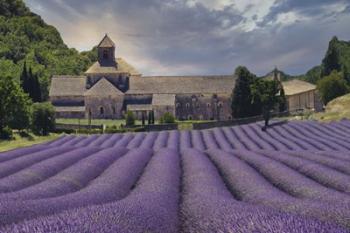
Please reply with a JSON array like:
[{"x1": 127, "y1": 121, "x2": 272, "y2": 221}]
[{"x1": 0, "y1": 120, "x2": 349, "y2": 231}]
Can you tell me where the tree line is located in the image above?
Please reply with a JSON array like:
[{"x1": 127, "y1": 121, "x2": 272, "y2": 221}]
[
  {"x1": 0, "y1": 74, "x2": 55, "y2": 140},
  {"x1": 316, "y1": 37, "x2": 350, "y2": 105}
]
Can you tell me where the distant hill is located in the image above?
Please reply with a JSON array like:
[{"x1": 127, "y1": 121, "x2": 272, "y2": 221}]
[
  {"x1": 0, "y1": 0, "x2": 97, "y2": 99},
  {"x1": 263, "y1": 37, "x2": 350, "y2": 85},
  {"x1": 262, "y1": 69, "x2": 299, "y2": 81},
  {"x1": 301, "y1": 37, "x2": 350, "y2": 84}
]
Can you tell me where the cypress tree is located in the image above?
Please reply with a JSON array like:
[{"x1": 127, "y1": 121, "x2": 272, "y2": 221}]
[
  {"x1": 20, "y1": 61, "x2": 29, "y2": 93},
  {"x1": 279, "y1": 87, "x2": 287, "y2": 112},
  {"x1": 343, "y1": 65, "x2": 350, "y2": 84},
  {"x1": 27, "y1": 66, "x2": 35, "y2": 101},
  {"x1": 231, "y1": 66, "x2": 256, "y2": 118},
  {"x1": 33, "y1": 73, "x2": 42, "y2": 102}
]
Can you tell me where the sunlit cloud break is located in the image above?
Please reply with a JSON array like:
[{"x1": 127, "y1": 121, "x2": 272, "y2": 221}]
[{"x1": 24, "y1": 0, "x2": 350, "y2": 76}]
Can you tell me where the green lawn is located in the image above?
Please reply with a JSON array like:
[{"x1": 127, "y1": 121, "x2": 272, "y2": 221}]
[{"x1": 0, "y1": 133, "x2": 61, "y2": 152}]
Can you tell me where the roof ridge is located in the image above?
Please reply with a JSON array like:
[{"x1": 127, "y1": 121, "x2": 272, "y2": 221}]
[
  {"x1": 84, "y1": 78, "x2": 124, "y2": 96},
  {"x1": 98, "y1": 34, "x2": 115, "y2": 48}
]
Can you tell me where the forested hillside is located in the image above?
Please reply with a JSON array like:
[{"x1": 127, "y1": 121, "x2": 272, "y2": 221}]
[
  {"x1": 302, "y1": 37, "x2": 350, "y2": 84},
  {"x1": 0, "y1": 0, "x2": 97, "y2": 100},
  {"x1": 263, "y1": 37, "x2": 350, "y2": 85}
]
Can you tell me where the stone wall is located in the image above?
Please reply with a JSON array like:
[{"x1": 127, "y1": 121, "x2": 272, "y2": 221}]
[
  {"x1": 55, "y1": 111, "x2": 85, "y2": 119},
  {"x1": 124, "y1": 94, "x2": 153, "y2": 109},
  {"x1": 153, "y1": 105, "x2": 176, "y2": 119},
  {"x1": 175, "y1": 94, "x2": 232, "y2": 121},
  {"x1": 85, "y1": 96, "x2": 124, "y2": 119},
  {"x1": 86, "y1": 74, "x2": 130, "y2": 93},
  {"x1": 50, "y1": 96, "x2": 84, "y2": 106},
  {"x1": 287, "y1": 90, "x2": 315, "y2": 111}
]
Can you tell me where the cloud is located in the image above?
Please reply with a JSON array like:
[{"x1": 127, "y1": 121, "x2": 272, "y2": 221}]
[{"x1": 24, "y1": 0, "x2": 350, "y2": 76}]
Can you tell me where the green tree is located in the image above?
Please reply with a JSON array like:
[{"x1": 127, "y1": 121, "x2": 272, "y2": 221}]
[
  {"x1": 125, "y1": 111, "x2": 135, "y2": 127},
  {"x1": 0, "y1": 76, "x2": 31, "y2": 136},
  {"x1": 251, "y1": 79, "x2": 280, "y2": 128},
  {"x1": 279, "y1": 87, "x2": 287, "y2": 112},
  {"x1": 0, "y1": 0, "x2": 98, "y2": 100},
  {"x1": 322, "y1": 37, "x2": 341, "y2": 77},
  {"x1": 141, "y1": 112, "x2": 145, "y2": 126},
  {"x1": 148, "y1": 111, "x2": 152, "y2": 125},
  {"x1": 31, "y1": 102, "x2": 55, "y2": 136},
  {"x1": 20, "y1": 61, "x2": 27, "y2": 91},
  {"x1": 160, "y1": 112, "x2": 175, "y2": 124},
  {"x1": 231, "y1": 66, "x2": 257, "y2": 118},
  {"x1": 317, "y1": 71, "x2": 349, "y2": 105},
  {"x1": 151, "y1": 111, "x2": 155, "y2": 124},
  {"x1": 32, "y1": 72, "x2": 42, "y2": 102}
]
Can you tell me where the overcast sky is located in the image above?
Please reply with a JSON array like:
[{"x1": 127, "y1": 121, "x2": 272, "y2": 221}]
[{"x1": 24, "y1": 0, "x2": 350, "y2": 76}]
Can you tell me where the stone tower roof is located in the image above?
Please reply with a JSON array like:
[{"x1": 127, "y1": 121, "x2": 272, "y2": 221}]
[
  {"x1": 85, "y1": 58, "x2": 140, "y2": 75},
  {"x1": 98, "y1": 34, "x2": 115, "y2": 48},
  {"x1": 84, "y1": 78, "x2": 124, "y2": 97}
]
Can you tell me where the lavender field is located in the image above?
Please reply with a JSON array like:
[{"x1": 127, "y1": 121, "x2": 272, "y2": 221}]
[{"x1": 1, "y1": 120, "x2": 350, "y2": 232}]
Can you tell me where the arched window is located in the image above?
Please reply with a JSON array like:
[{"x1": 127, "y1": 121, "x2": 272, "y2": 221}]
[
  {"x1": 100, "y1": 107, "x2": 104, "y2": 115},
  {"x1": 186, "y1": 103, "x2": 190, "y2": 108},
  {"x1": 112, "y1": 106, "x2": 116, "y2": 115},
  {"x1": 228, "y1": 115, "x2": 233, "y2": 120},
  {"x1": 188, "y1": 115, "x2": 193, "y2": 120},
  {"x1": 218, "y1": 102, "x2": 223, "y2": 107},
  {"x1": 103, "y1": 50, "x2": 109, "y2": 59},
  {"x1": 207, "y1": 103, "x2": 211, "y2": 108},
  {"x1": 176, "y1": 103, "x2": 181, "y2": 108}
]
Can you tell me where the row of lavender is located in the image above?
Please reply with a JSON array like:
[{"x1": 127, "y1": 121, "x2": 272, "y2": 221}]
[
  {"x1": 1, "y1": 147, "x2": 349, "y2": 232},
  {"x1": 43, "y1": 120, "x2": 350, "y2": 152},
  {"x1": 0, "y1": 120, "x2": 350, "y2": 232}
]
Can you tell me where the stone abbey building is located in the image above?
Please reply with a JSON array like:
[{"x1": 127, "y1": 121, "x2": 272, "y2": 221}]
[{"x1": 50, "y1": 35, "x2": 318, "y2": 120}]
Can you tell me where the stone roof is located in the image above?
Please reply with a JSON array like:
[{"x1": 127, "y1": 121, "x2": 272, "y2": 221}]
[
  {"x1": 85, "y1": 58, "x2": 140, "y2": 75},
  {"x1": 127, "y1": 104, "x2": 153, "y2": 111},
  {"x1": 127, "y1": 75, "x2": 235, "y2": 94},
  {"x1": 98, "y1": 34, "x2": 115, "y2": 48},
  {"x1": 55, "y1": 106, "x2": 85, "y2": 112},
  {"x1": 152, "y1": 94, "x2": 175, "y2": 106},
  {"x1": 84, "y1": 78, "x2": 124, "y2": 97},
  {"x1": 49, "y1": 76, "x2": 86, "y2": 97},
  {"x1": 282, "y1": 79, "x2": 316, "y2": 96}
]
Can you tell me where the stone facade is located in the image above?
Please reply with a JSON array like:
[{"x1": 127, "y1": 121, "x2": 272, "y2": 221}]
[
  {"x1": 49, "y1": 35, "x2": 318, "y2": 120},
  {"x1": 175, "y1": 94, "x2": 232, "y2": 121},
  {"x1": 286, "y1": 90, "x2": 315, "y2": 111},
  {"x1": 85, "y1": 96, "x2": 124, "y2": 119}
]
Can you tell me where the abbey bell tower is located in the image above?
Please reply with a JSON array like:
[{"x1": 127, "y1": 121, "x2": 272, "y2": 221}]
[{"x1": 97, "y1": 34, "x2": 116, "y2": 66}]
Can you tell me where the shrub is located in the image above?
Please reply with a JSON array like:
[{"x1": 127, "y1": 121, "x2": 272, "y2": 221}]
[
  {"x1": 0, "y1": 76, "x2": 31, "y2": 133},
  {"x1": 317, "y1": 71, "x2": 349, "y2": 104},
  {"x1": 32, "y1": 102, "x2": 55, "y2": 136},
  {"x1": 159, "y1": 112, "x2": 175, "y2": 124},
  {"x1": 0, "y1": 126, "x2": 13, "y2": 140},
  {"x1": 125, "y1": 111, "x2": 135, "y2": 127}
]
